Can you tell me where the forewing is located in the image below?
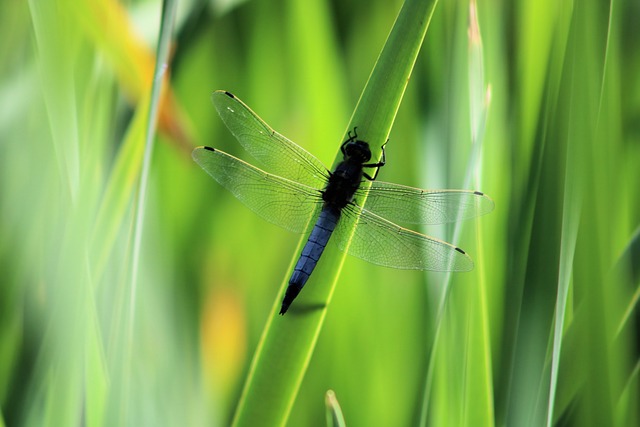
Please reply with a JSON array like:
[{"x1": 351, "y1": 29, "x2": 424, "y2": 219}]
[
  {"x1": 212, "y1": 91, "x2": 328, "y2": 189},
  {"x1": 193, "y1": 146, "x2": 322, "y2": 234},
  {"x1": 360, "y1": 182, "x2": 494, "y2": 225},
  {"x1": 333, "y1": 204, "x2": 474, "y2": 271}
]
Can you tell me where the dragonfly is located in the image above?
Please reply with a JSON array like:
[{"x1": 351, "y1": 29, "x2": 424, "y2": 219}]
[{"x1": 193, "y1": 91, "x2": 494, "y2": 315}]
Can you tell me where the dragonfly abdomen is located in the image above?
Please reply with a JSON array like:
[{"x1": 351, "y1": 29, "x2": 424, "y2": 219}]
[{"x1": 280, "y1": 208, "x2": 340, "y2": 314}]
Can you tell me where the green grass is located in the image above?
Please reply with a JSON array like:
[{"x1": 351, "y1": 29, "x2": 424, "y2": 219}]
[{"x1": 1, "y1": 0, "x2": 639, "y2": 426}]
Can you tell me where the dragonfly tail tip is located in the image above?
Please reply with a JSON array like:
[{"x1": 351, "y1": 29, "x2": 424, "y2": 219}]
[{"x1": 279, "y1": 282, "x2": 305, "y2": 315}]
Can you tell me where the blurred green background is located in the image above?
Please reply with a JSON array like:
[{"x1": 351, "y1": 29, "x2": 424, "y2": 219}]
[{"x1": 1, "y1": 0, "x2": 639, "y2": 426}]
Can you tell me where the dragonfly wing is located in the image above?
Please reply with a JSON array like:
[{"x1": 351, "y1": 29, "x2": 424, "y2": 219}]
[
  {"x1": 359, "y1": 182, "x2": 494, "y2": 225},
  {"x1": 212, "y1": 91, "x2": 328, "y2": 189},
  {"x1": 333, "y1": 204, "x2": 474, "y2": 271},
  {"x1": 193, "y1": 146, "x2": 322, "y2": 234}
]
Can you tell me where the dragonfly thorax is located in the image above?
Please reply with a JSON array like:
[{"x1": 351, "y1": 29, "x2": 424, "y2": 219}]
[
  {"x1": 322, "y1": 159, "x2": 363, "y2": 210},
  {"x1": 321, "y1": 131, "x2": 372, "y2": 211}
]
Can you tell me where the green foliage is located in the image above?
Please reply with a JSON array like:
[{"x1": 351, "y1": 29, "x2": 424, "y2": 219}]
[{"x1": 0, "y1": 0, "x2": 638, "y2": 426}]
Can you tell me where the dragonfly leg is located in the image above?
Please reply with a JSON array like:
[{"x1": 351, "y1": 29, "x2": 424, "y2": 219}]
[
  {"x1": 362, "y1": 139, "x2": 388, "y2": 181},
  {"x1": 341, "y1": 127, "x2": 359, "y2": 156}
]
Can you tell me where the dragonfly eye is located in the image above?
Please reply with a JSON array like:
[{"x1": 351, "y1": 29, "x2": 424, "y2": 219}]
[{"x1": 344, "y1": 140, "x2": 372, "y2": 163}]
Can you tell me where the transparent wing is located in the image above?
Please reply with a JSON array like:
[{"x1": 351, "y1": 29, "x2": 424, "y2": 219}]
[
  {"x1": 212, "y1": 91, "x2": 328, "y2": 189},
  {"x1": 192, "y1": 146, "x2": 323, "y2": 233},
  {"x1": 359, "y1": 182, "x2": 494, "y2": 225},
  {"x1": 333, "y1": 203, "x2": 474, "y2": 271}
]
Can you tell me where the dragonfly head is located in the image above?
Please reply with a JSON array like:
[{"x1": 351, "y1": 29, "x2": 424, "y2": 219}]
[{"x1": 343, "y1": 139, "x2": 372, "y2": 164}]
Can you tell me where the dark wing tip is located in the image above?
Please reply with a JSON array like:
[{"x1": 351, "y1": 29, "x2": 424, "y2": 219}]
[
  {"x1": 192, "y1": 145, "x2": 215, "y2": 151},
  {"x1": 454, "y1": 247, "x2": 475, "y2": 272},
  {"x1": 473, "y1": 190, "x2": 496, "y2": 214},
  {"x1": 192, "y1": 146, "x2": 216, "y2": 160},
  {"x1": 211, "y1": 90, "x2": 234, "y2": 101}
]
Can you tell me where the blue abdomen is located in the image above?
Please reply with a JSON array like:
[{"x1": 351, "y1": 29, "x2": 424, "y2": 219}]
[{"x1": 280, "y1": 208, "x2": 340, "y2": 314}]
